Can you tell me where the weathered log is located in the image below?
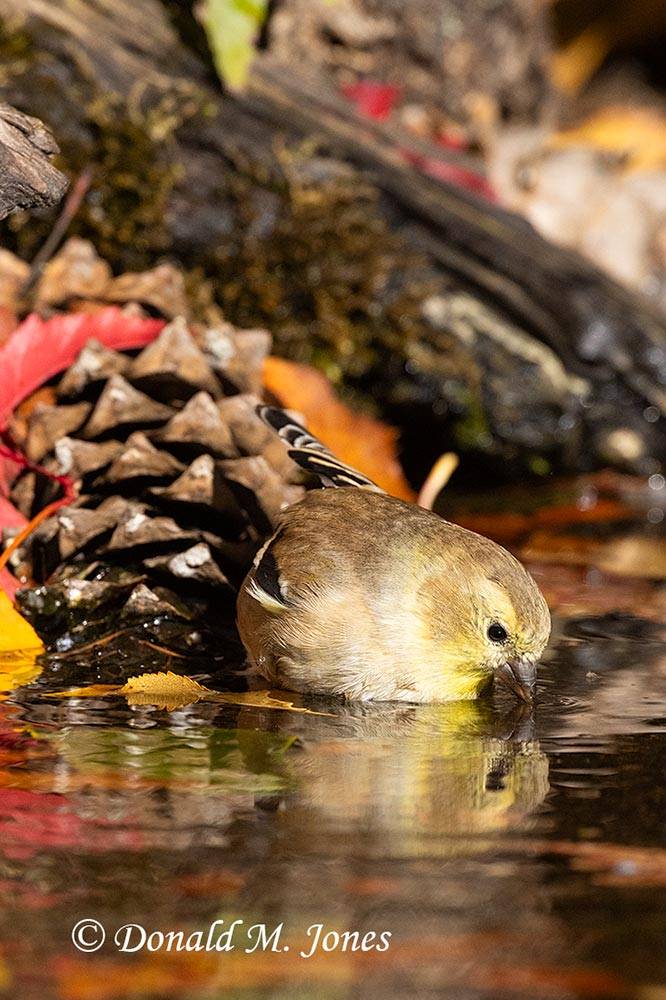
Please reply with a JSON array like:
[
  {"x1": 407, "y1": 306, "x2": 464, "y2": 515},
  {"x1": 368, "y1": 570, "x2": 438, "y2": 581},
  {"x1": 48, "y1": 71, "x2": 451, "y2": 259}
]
[
  {"x1": 0, "y1": 0, "x2": 663, "y2": 479},
  {"x1": 0, "y1": 102, "x2": 68, "y2": 219}
]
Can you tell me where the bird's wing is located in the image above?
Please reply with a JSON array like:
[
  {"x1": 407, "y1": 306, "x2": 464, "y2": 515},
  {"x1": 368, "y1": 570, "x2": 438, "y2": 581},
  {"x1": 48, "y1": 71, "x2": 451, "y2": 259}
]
[{"x1": 257, "y1": 405, "x2": 383, "y2": 491}]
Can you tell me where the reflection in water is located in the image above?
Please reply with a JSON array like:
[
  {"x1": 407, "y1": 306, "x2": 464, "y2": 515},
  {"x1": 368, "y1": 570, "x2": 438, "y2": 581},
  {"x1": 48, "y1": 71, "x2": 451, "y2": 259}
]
[
  {"x1": 273, "y1": 701, "x2": 549, "y2": 855},
  {"x1": 0, "y1": 619, "x2": 663, "y2": 999}
]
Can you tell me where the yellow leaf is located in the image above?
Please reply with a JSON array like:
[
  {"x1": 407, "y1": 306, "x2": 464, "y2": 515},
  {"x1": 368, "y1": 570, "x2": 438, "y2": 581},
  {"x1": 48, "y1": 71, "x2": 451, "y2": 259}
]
[
  {"x1": 45, "y1": 684, "x2": 121, "y2": 699},
  {"x1": 0, "y1": 591, "x2": 43, "y2": 697},
  {"x1": 49, "y1": 671, "x2": 332, "y2": 714},
  {"x1": 119, "y1": 671, "x2": 209, "y2": 711},
  {"x1": 0, "y1": 591, "x2": 42, "y2": 653},
  {"x1": 213, "y1": 689, "x2": 333, "y2": 716},
  {"x1": 203, "y1": 0, "x2": 268, "y2": 92}
]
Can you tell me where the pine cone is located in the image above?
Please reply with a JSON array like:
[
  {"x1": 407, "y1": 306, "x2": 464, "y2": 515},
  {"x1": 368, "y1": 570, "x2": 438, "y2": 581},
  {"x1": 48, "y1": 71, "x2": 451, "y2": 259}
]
[{"x1": 8, "y1": 317, "x2": 306, "y2": 682}]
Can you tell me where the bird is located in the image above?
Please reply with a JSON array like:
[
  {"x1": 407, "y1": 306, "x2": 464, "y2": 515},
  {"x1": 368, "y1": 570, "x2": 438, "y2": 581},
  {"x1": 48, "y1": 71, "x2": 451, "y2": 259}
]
[{"x1": 236, "y1": 406, "x2": 551, "y2": 703}]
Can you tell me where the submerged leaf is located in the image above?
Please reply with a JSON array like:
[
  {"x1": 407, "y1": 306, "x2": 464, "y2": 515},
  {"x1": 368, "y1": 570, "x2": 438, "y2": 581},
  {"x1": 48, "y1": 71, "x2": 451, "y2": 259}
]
[
  {"x1": 121, "y1": 674, "x2": 331, "y2": 714},
  {"x1": 45, "y1": 684, "x2": 121, "y2": 700},
  {"x1": 213, "y1": 689, "x2": 333, "y2": 715}
]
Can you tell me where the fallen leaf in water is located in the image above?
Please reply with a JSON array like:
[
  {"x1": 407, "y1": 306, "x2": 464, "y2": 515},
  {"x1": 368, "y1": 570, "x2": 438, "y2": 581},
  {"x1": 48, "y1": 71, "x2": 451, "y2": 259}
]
[
  {"x1": 0, "y1": 592, "x2": 43, "y2": 697},
  {"x1": 119, "y1": 671, "x2": 209, "y2": 710},
  {"x1": 0, "y1": 651, "x2": 42, "y2": 700},
  {"x1": 44, "y1": 684, "x2": 120, "y2": 700},
  {"x1": 0, "y1": 592, "x2": 42, "y2": 654},
  {"x1": 263, "y1": 356, "x2": 414, "y2": 500},
  {"x1": 48, "y1": 673, "x2": 331, "y2": 714},
  {"x1": 213, "y1": 689, "x2": 333, "y2": 716},
  {"x1": 122, "y1": 675, "x2": 331, "y2": 715}
]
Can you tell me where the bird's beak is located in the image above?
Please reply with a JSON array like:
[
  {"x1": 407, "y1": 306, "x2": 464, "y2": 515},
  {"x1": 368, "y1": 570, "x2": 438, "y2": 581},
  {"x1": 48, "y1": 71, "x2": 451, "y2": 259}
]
[{"x1": 494, "y1": 657, "x2": 537, "y2": 703}]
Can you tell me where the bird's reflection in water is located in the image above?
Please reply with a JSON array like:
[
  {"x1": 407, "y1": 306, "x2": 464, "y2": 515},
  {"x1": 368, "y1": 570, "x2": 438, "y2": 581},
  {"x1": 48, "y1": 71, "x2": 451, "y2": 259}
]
[{"x1": 256, "y1": 697, "x2": 550, "y2": 856}]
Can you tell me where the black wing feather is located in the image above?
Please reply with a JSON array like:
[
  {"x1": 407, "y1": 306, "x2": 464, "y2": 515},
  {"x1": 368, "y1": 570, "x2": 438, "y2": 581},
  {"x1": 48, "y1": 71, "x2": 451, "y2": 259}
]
[{"x1": 257, "y1": 405, "x2": 381, "y2": 491}]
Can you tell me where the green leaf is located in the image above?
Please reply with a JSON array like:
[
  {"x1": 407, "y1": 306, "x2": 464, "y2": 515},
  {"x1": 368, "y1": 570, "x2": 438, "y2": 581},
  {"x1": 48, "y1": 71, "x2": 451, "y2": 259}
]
[{"x1": 203, "y1": 0, "x2": 268, "y2": 91}]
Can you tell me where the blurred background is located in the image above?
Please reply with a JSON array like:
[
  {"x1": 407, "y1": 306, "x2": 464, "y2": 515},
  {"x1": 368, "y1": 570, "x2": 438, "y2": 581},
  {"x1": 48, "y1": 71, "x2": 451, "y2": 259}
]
[{"x1": 0, "y1": 0, "x2": 665, "y2": 488}]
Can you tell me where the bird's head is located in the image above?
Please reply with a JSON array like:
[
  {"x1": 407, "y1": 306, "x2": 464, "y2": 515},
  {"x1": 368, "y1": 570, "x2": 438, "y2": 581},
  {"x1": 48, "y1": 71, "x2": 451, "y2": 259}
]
[
  {"x1": 469, "y1": 573, "x2": 551, "y2": 702},
  {"x1": 418, "y1": 526, "x2": 551, "y2": 702}
]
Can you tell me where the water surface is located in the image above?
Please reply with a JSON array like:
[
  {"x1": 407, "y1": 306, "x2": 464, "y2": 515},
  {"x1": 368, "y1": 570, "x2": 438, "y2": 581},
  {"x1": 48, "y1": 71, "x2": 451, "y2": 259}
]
[{"x1": 0, "y1": 613, "x2": 664, "y2": 1000}]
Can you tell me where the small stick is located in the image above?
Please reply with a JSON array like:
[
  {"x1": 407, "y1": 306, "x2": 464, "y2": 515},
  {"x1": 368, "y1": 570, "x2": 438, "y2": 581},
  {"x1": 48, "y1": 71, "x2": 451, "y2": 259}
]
[
  {"x1": 418, "y1": 452, "x2": 459, "y2": 510},
  {"x1": 23, "y1": 166, "x2": 94, "y2": 294},
  {"x1": 0, "y1": 437, "x2": 76, "y2": 575}
]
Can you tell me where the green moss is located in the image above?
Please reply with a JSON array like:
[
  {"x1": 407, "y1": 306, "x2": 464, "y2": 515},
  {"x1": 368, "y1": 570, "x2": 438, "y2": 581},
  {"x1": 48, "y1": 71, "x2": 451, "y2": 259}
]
[
  {"x1": 0, "y1": 24, "x2": 186, "y2": 269},
  {"x1": 453, "y1": 393, "x2": 492, "y2": 451},
  {"x1": 213, "y1": 150, "x2": 434, "y2": 389}
]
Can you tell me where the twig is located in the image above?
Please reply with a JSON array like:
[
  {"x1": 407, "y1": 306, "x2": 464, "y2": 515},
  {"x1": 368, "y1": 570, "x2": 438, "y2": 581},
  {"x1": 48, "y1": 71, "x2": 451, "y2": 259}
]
[
  {"x1": 418, "y1": 452, "x2": 459, "y2": 510},
  {"x1": 48, "y1": 629, "x2": 133, "y2": 659},
  {"x1": 23, "y1": 166, "x2": 94, "y2": 294},
  {"x1": 0, "y1": 436, "x2": 77, "y2": 575}
]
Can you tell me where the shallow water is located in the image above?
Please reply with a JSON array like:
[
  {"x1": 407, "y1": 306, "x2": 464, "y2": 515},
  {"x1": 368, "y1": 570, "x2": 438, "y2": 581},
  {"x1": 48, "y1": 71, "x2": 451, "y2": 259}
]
[{"x1": 0, "y1": 613, "x2": 664, "y2": 1000}]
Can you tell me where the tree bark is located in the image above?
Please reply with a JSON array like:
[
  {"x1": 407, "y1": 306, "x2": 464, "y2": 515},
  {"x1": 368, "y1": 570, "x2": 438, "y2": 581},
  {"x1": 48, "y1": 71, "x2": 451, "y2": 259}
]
[
  {"x1": 0, "y1": 103, "x2": 68, "y2": 220},
  {"x1": 0, "y1": 0, "x2": 663, "y2": 479}
]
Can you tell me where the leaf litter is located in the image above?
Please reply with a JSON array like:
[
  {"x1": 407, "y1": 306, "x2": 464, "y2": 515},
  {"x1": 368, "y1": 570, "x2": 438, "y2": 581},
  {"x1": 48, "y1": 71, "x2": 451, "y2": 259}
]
[{"x1": 45, "y1": 670, "x2": 333, "y2": 714}]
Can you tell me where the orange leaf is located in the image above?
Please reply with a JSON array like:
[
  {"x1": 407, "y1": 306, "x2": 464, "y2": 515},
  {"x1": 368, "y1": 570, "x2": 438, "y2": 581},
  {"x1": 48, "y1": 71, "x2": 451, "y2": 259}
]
[
  {"x1": 263, "y1": 357, "x2": 415, "y2": 501},
  {"x1": 552, "y1": 107, "x2": 666, "y2": 171}
]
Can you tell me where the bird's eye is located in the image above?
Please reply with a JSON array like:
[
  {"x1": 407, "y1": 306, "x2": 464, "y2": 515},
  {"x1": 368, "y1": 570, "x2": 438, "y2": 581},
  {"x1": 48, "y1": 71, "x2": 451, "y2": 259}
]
[{"x1": 487, "y1": 622, "x2": 508, "y2": 644}]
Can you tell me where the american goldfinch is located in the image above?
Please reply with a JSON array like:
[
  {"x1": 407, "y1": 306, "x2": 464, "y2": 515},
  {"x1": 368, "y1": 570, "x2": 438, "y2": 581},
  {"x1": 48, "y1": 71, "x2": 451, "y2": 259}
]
[{"x1": 237, "y1": 407, "x2": 551, "y2": 703}]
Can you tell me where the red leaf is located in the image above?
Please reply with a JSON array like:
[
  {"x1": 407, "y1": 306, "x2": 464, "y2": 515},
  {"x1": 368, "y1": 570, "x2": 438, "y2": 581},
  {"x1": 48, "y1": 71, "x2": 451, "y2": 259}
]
[
  {"x1": 0, "y1": 308, "x2": 165, "y2": 595},
  {"x1": 401, "y1": 149, "x2": 497, "y2": 201},
  {"x1": 342, "y1": 81, "x2": 401, "y2": 121},
  {"x1": 0, "y1": 307, "x2": 164, "y2": 431}
]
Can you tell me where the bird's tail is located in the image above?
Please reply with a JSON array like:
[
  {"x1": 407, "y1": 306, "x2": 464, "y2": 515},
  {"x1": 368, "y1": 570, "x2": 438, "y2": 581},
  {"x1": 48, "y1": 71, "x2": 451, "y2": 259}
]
[{"x1": 257, "y1": 405, "x2": 382, "y2": 491}]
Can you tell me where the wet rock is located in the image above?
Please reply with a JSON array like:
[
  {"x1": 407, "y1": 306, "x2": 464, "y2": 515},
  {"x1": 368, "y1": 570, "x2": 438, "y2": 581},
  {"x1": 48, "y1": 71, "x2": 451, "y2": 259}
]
[{"x1": 144, "y1": 542, "x2": 234, "y2": 591}]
